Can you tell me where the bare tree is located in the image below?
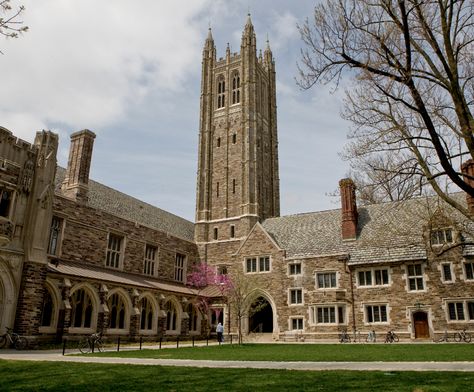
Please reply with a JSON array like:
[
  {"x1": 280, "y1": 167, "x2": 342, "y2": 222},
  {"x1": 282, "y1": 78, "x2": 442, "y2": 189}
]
[
  {"x1": 347, "y1": 153, "x2": 426, "y2": 205},
  {"x1": 223, "y1": 269, "x2": 265, "y2": 345},
  {"x1": 1, "y1": 0, "x2": 28, "y2": 53},
  {"x1": 298, "y1": 0, "x2": 474, "y2": 218}
]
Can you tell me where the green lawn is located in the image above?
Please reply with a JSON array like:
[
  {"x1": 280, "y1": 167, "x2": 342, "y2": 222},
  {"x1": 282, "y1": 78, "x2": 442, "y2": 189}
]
[
  {"x1": 86, "y1": 343, "x2": 474, "y2": 362},
  {"x1": 1, "y1": 360, "x2": 473, "y2": 392}
]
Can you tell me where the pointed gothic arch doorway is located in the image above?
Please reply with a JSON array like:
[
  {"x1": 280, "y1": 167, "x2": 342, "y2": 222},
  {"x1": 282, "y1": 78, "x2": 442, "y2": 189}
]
[
  {"x1": 248, "y1": 296, "x2": 273, "y2": 333},
  {"x1": 413, "y1": 311, "x2": 430, "y2": 339},
  {"x1": 0, "y1": 279, "x2": 4, "y2": 328}
]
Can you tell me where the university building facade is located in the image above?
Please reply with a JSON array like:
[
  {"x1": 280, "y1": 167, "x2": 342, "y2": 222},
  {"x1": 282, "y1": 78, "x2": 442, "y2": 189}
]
[{"x1": 1, "y1": 16, "x2": 474, "y2": 344}]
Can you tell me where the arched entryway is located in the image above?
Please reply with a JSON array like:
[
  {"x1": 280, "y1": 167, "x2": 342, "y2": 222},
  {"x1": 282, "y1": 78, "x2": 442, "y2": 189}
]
[
  {"x1": 248, "y1": 296, "x2": 273, "y2": 333},
  {"x1": 413, "y1": 311, "x2": 430, "y2": 339},
  {"x1": 0, "y1": 260, "x2": 16, "y2": 333},
  {"x1": 0, "y1": 279, "x2": 4, "y2": 327}
]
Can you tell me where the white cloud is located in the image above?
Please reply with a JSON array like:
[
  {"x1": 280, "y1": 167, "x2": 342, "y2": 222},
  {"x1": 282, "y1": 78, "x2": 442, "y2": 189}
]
[
  {"x1": 1, "y1": 0, "x2": 211, "y2": 138},
  {"x1": 268, "y1": 10, "x2": 299, "y2": 50},
  {"x1": 0, "y1": 1, "x2": 353, "y2": 221}
]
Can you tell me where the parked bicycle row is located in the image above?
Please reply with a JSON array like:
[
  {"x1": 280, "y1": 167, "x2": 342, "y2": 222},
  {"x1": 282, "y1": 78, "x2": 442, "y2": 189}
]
[
  {"x1": 339, "y1": 328, "x2": 473, "y2": 343},
  {"x1": 1, "y1": 327, "x2": 473, "y2": 349},
  {"x1": 436, "y1": 329, "x2": 471, "y2": 343},
  {"x1": 339, "y1": 329, "x2": 399, "y2": 343}
]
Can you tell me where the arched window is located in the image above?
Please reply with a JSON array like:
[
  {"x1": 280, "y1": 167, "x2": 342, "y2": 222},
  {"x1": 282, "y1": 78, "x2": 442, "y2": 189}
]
[
  {"x1": 140, "y1": 297, "x2": 154, "y2": 331},
  {"x1": 40, "y1": 287, "x2": 54, "y2": 327},
  {"x1": 232, "y1": 73, "x2": 240, "y2": 104},
  {"x1": 71, "y1": 289, "x2": 93, "y2": 329},
  {"x1": 108, "y1": 293, "x2": 126, "y2": 329},
  {"x1": 187, "y1": 303, "x2": 199, "y2": 332},
  {"x1": 217, "y1": 76, "x2": 225, "y2": 109},
  {"x1": 165, "y1": 301, "x2": 177, "y2": 331}
]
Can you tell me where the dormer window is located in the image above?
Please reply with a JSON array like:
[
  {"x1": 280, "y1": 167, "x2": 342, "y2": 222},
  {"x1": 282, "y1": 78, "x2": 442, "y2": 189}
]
[
  {"x1": 217, "y1": 77, "x2": 225, "y2": 109},
  {"x1": 431, "y1": 228, "x2": 453, "y2": 246},
  {"x1": 232, "y1": 73, "x2": 240, "y2": 104}
]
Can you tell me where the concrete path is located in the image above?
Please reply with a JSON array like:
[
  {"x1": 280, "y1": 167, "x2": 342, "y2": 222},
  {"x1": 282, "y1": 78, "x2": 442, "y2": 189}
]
[{"x1": 1, "y1": 350, "x2": 474, "y2": 372}]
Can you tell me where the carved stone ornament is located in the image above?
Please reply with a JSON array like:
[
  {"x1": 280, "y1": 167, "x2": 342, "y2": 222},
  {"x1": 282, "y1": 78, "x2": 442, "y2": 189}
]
[
  {"x1": 0, "y1": 219, "x2": 14, "y2": 247},
  {"x1": 20, "y1": 160, "x2": 35, "y2": 193}
]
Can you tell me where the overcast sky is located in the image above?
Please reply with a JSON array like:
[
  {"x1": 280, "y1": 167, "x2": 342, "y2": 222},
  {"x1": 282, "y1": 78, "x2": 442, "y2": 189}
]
[{"x1": 1, "y1": 0, "x2": 350, "y2": 221}]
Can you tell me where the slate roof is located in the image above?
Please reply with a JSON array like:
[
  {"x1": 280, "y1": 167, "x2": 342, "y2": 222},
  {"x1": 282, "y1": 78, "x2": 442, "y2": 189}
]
[
  {"x1": 54, "y1": 167, "x2": 195, "y2": 242},
  {"x1": 263, "y1": 194, "x2": 473, "y2": 266}
]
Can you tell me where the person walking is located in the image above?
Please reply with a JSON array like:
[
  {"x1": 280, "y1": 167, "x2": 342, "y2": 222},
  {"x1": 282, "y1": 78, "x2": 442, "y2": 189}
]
[{"x1": 216, "y1": 322, "x2": 224, "y2": 344}]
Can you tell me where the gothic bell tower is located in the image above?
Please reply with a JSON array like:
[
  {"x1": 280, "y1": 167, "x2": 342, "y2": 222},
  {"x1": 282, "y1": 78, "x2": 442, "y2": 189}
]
[{"x1": 195, "y1": 15, "x2": 280, "y2": 245}]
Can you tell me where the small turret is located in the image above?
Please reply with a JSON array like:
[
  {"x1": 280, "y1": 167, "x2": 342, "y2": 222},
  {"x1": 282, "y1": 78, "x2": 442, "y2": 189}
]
[
  {"x1": 264, "y1": 38, "x2": 273, "y2": 66},
  {"x1": 241, "y1": 13, "x2": 256, "y2": 48},
  {"x1": 226, "y1": 42, "x2": 231, "y2": 62}
]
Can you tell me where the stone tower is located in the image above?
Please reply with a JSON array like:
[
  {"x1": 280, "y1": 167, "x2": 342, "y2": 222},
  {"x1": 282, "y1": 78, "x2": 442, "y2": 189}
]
[{"x1": 195, "y1": 15, "x2": 280, "y2": 249}]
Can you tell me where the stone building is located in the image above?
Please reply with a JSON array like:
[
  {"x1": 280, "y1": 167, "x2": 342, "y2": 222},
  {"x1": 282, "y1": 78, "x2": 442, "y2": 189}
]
[
  {"x1": 1, "y1": 16, "x2": 474, "y2": 344},
  {"x1": 194, "y1": 16, "x2": 474, "y2": 341}
]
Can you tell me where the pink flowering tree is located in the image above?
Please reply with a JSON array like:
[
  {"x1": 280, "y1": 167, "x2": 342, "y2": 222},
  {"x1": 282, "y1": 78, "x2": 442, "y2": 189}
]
[
  {"x1": 187, "y1": 263, "x2": 263, "y2": 344},
  {"x1": 186, "y1": 263, "x2": 232, "y2": 335}
]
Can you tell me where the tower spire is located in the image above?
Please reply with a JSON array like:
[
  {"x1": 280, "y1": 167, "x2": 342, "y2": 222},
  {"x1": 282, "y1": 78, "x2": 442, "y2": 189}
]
[
  {"x1": 205, "y1": 27, "x2": 214, "y2": 46},
  {"x1": 203, "y1": 26, "x2": 215, "y2": 58},
  {"x1": 264, "y1": 34, "x2": 273, "y2": 65},
  {"x1": 241, "y1": 13, "x2": 256, "y2": 48}
]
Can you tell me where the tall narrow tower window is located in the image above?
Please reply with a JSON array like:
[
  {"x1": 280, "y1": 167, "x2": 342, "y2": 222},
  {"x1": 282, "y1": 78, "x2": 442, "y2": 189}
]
[
  {"x1": 232, "y1": 73, "x2": 240, "y2": 104},
  {"x1": 217, "y1": 76, "x2": 225, "y2": 109},
  {"x1": 214, "y1": 227, "x2": 218, "y2": 240},
  {"x1": 216, "y1": 182, "x2": 220, "y2": 197},
  {"x1": 262, "y1": 82, "x2": 267, "y2": 115},
  {"x1": 232, "y1": 133, "x2": 237, "y2": 144},
  {"x1": 232, "y1": 179, "x2": 236, "y2": 194}
]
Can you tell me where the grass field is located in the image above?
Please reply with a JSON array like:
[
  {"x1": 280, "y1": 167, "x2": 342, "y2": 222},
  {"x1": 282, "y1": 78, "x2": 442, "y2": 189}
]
[
  {"x1": 86, "y1": 343, "x2": 474, "y2": 362},
  {"x1": 1, "y1": 359, "x2": 473, "y2": 391}
]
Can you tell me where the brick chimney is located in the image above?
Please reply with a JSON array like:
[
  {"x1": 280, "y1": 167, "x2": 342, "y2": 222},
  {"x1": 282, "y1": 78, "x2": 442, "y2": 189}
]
[
  {"x1": 461, "y1": 159, "x2": 474, "y2": 214},
  {"x1": 339, "y1": 178, "x2": 358, "y2": 240},
  {"x1": 61, "y1": 129, "x2": 96, "y2": 203}
]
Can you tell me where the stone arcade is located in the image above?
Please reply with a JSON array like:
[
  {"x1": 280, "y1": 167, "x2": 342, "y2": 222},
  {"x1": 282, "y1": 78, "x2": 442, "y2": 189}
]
[{"x1": 1, "y1": 17, "x2": 474, "y2": 345}]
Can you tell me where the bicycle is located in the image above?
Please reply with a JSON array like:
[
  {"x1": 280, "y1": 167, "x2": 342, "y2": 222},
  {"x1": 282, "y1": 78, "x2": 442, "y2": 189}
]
[
  {"x1": 0, "y1": 327, "x2": 28, "y2": 350},
  {"x1": 454, "y1": 329, "x2": 471, "y2": 343},
  {"x1": 78, "y1": 332, "x2": 104, "y2": 353},
  {"x1": 366, "y1": 330, "x2": 376, "y2": 343},
  {"x1": 339, "y1": 329, "x2": 351, "y2": 343},
  {"x1": 384, "y1": 330, "x2": 399, "y2": 343},
  {"x1": 436, "y1": 330, "x2": 449, "y2": 343}
]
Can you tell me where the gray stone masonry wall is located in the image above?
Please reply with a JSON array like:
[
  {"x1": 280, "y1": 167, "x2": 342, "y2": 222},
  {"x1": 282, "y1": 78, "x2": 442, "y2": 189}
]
[
  {"x1": 54, "y1": 195, "x2": 199, "y2": 283},
  {"x1": 14, "y1": 262, "x2": 48, "y2": 337}
]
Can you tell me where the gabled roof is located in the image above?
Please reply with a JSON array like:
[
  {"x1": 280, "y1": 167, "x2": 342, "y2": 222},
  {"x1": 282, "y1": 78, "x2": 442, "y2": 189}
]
[
  {"x1": 234, "y1": 221, "x2": 283, "y2": 256},
  {"x1": 263, "y1": 193, "x2": 473, "y2": 265},
  {"x1": 54, "y1": 167, "x2": 195, "y2": 242}
]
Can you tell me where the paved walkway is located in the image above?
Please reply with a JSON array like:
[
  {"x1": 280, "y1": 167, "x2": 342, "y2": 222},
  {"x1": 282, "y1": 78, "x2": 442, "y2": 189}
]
[{"x1": 1, "y1": 349, "x2": 474, "y2": 372}]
